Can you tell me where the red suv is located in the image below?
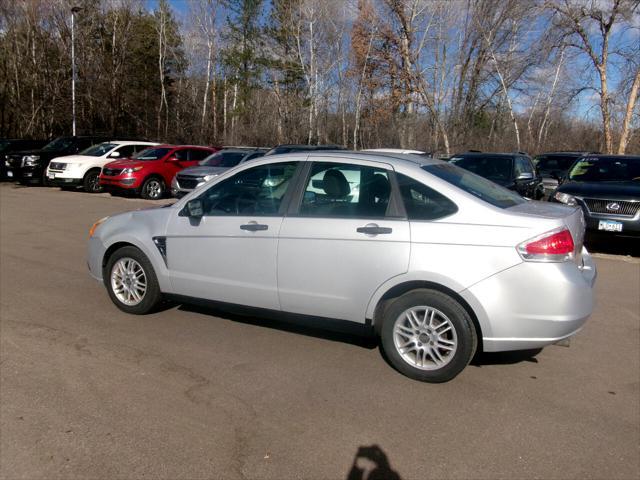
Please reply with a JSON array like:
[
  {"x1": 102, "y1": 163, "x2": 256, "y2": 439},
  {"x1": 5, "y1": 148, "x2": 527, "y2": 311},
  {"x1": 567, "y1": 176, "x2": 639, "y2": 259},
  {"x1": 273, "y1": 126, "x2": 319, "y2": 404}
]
[{"x1": 99, "y1": 145, "x2": 218, "y2": 199}]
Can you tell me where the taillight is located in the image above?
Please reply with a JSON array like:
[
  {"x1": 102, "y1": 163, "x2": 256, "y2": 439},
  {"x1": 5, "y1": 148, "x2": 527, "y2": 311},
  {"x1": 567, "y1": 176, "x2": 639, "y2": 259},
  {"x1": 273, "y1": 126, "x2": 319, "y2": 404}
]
[{"x1": 517, "y1": 228, "x2": 575, "y2": 262}]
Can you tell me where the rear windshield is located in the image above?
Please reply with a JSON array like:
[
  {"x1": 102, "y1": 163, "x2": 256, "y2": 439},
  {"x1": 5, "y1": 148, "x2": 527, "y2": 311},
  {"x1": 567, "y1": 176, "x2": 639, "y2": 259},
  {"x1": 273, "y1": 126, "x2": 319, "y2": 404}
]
[
  {"x1": 534, "y1": 155, "x2": 579, "y2": 172},
  {"x1": 568, "y1": 156, "x2": 640, "y2": 182},
  {"x1": 133, "y1": 147, "x2": 171, "y2": 160},
  {"x1": 449, "y1": 155, "x2": 513, "y2": 183},
  {"x1": 423, "y1": 163, "x2": 526, "y2": 209}
]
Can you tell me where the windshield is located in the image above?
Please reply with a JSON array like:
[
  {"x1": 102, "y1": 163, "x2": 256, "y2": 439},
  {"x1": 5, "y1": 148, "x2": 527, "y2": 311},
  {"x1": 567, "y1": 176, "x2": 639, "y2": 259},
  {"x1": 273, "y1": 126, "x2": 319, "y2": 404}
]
[
  {"x1": 0, "y1": 140, "x2": 9, "y2": 152},
  {"x1": 42, "y1": 137, "x2": 74, "y2": 151},
  {"x1": 79, "y1": 143, "x2": 117, "y2": 157},
  {"x1": 423, "y1": 163, "x2": 526, "y2": 209},
  {"x1": 534, "y1": 155, "x2": 579, "y2": 172},
  {"x1": 449, "y1": 156, "x2": 513, "y2": 182},
  {"x1": 568, "y1": 156, "x2": 640, "y2": 182},
  {"x1": 133, "y1": 147, "x2": 171, "y2": 160},
  {"x1": 201, "y1": 151, "x2": 248, "y2": 167}
]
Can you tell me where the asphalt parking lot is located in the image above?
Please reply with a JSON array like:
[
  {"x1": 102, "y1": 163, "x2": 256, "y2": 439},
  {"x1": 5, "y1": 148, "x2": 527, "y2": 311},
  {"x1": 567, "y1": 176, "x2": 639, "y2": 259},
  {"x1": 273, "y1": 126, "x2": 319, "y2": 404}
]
[{"x1": 1, "y1": 183, "x2": 638, "y2": 480}]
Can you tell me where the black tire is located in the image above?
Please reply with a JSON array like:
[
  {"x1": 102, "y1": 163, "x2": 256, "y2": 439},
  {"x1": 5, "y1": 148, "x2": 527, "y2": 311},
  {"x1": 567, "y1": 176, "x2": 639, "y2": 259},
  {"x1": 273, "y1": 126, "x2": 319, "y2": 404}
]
[
  {"x1": 380, "y1": 289, "x2": 477, "y2": 383},
  {"x1": 140, "y1": 176, "x2": 165, "y2": 200},
  {"x1": 103, "y1": 246, "x2": 163, "y2": 314},
  {"x1": 83, "y1": 169, "x2": 103, "y2": 193}
]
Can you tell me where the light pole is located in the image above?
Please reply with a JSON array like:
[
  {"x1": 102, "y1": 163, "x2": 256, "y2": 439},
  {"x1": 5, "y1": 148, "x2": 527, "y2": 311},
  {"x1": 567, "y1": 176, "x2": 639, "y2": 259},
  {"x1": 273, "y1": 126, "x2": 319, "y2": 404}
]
[{"x1": 71, "y1": 6, "x2": 82, "y2": 136}]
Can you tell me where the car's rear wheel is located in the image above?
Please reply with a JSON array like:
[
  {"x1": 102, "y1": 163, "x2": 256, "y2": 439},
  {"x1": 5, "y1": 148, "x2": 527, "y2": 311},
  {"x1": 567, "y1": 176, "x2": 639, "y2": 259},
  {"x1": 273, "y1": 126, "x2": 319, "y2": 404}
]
[
  {"x1": 83, "y1": 169, "x2": 102, "y2": 193},
  {"x1": 380, "y1": 289, "x2": 477, "y2": 383},
  {"x1": 140, "y1": 177, "x2": 165, "y2": 200},
  {"x1": 104, "y1": 246, "x2": 162, "y2": 314}
]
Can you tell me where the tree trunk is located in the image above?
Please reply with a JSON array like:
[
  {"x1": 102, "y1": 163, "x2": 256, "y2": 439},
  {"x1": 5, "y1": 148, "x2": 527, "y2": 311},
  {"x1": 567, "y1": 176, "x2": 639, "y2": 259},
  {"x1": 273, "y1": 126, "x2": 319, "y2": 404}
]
[
  {"x1": 598, "y1": 66, "x2": 613, "y2": 153},
  {"x1": 617, "y1": 68, "x2": 640, "y2": 154}
]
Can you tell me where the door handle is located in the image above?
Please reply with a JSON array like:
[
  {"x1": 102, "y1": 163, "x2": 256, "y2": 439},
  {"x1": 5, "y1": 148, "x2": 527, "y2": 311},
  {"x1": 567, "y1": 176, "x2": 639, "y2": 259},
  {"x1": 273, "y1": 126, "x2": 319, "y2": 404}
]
[
  {"x1": 240, "y1": 221, "x2": 268, "y2": 232},
  {"x1": 357, "y1": 224, "x2": 392, "y2": 235}
]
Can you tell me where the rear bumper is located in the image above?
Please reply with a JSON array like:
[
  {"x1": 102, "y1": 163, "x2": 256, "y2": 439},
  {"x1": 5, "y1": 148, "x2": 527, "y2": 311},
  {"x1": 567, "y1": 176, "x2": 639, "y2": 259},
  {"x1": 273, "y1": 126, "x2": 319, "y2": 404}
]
[{"x1": 461, "y1": 248, "x2": 597, "y2": 352}]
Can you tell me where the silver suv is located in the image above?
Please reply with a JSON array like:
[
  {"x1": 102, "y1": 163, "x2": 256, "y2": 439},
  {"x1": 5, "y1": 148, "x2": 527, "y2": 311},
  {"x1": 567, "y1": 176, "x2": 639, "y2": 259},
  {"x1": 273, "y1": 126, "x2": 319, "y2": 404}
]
[{"x1": 87, "y1": 152, "x2": 596, "y2": 382}]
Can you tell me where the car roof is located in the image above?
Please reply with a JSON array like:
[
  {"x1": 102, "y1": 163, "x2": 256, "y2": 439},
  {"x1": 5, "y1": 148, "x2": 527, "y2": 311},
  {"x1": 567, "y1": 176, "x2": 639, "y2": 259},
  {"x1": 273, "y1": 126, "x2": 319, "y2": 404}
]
[
  {"x1": 575, "y1": 154, "x2": 640, "y2": 160},
  {"x1": 452, "y1": 152, "x2": 523, "y2": 158},
  {"x1": 301, "y1": 150, "x2": 443, "y2": 167},
  {"x1": 102, "y1": 140, "x2": 158, "y2": 146},
  {"x1": 153, "y1": 144, "x2": 215, "y2": 149}
]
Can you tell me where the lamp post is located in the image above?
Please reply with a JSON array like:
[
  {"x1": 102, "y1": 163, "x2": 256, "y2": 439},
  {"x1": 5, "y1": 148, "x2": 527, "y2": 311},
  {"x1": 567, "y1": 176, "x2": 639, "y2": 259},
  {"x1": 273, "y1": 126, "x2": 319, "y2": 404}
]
[{"x1": 71, "y1": 6, "x2": 82, "y2": 136}]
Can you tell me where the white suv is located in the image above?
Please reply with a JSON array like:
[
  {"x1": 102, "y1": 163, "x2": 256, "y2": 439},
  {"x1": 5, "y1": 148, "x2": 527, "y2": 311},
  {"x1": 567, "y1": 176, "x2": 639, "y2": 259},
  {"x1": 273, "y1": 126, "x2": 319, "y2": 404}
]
[{"x1": 46, "y1": 141, "x2": 158, "y2": 192}]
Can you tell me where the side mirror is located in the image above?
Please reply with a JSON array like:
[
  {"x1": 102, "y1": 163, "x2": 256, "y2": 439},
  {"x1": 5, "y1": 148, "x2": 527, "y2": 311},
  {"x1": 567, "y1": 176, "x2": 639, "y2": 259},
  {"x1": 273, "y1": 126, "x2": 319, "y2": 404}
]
[
  {"x1": 166, "y1": 156, "x2": 180, "y2": 162},
  {"x1": 186, "y1": 199, "x2": 204, "y2": 218},
  {"x1": 516, "y1": 172, "x2": 534, "y2": 181},
  {"x1": 109, "y1": 151, "x2": 120, "y2": 158}
]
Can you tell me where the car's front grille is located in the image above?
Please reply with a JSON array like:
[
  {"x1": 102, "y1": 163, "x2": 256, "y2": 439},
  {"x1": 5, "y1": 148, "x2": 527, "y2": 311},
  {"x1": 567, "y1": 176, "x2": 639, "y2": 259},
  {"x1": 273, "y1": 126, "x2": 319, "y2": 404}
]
[
  {"x1": 582, "y1": 198, "x2": 640, "y2": 217},
  {"x1": 176, "y1": 176, "x2": 201, "y2": 190},
  {"x1": 102, "y1": 168, "x2": 123, "y2": 176},
  {"x1": 49, "y1": 162, "x2": 66, "y2": 171}
]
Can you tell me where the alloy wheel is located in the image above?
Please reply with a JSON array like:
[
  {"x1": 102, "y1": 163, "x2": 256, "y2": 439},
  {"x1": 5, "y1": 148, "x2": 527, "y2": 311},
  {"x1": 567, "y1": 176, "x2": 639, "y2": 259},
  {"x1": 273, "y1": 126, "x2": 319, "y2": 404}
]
[
  {"x1": 393, "y1": 306, "x2": 458, "y2": 370},
  {"x1": 110, "y1": 257, "x2": 147, "y2": 306}
]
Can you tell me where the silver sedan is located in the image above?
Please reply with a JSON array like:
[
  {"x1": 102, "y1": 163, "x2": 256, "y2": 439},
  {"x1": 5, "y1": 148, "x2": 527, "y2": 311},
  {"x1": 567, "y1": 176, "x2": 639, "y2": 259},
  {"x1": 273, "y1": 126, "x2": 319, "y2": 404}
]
[{"x1": 87, "y1": 152, "x2": 596, "y2": 382}]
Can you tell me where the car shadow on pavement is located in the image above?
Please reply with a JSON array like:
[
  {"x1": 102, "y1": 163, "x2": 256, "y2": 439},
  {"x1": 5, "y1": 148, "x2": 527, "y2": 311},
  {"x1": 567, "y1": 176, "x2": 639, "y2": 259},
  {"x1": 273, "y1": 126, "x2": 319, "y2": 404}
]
[
  {"x1": 346, "y1": 445, "x2": 402, "y2": 480},
  {"x1": 470, "y1": 348, "x2": 542, "y2": 367},
  {"x1": 175, "y1": 300, "x2": 378, "y2": 349},
  {"x1": 584, "y1": 234, "x2": 639, "y2": 257}
]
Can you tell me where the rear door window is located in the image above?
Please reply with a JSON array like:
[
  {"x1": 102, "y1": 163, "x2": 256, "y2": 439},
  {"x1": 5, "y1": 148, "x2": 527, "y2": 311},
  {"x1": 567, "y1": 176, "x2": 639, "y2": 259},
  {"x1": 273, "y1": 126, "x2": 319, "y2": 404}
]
[
  {"x1": 190, "y1": 149, "x2": 211, "y2": 161},
  {"x1": 299, "y1": 162, "x2": 391, "y2": 218}
]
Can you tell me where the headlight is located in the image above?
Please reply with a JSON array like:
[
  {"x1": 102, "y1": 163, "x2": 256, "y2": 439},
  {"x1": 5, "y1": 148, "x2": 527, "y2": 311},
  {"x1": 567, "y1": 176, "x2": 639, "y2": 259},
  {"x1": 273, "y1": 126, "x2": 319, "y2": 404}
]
[
  {"x1": 203, "y1": 174, "x2": 218, "y2": 182},
  {"x1": 23, "y1": 155, "x2": 40, "y2": 165},
  {"x1": 554, "y1": 191, "x2": 577, "y2": 206},
  {"x1": 89, "y1": 216, "x2": 109, "y2": 238},
  {"x1": 123, "y1": 166, "x2": 143, "y2": 174}
]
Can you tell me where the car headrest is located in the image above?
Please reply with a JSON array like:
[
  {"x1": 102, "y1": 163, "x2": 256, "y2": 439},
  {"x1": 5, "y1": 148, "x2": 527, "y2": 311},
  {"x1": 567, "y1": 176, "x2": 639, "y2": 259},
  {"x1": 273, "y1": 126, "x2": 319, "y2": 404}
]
[{"x1": 322, "y1": 169, "x2": 350, "y2": 198}]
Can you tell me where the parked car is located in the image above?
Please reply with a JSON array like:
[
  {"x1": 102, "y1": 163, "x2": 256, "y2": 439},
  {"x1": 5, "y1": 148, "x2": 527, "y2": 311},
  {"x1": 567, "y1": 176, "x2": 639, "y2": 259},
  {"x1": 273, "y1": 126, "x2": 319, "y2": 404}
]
[
  {"x1": 449, "y1": 152, "x2": 544, "y2": 199},
  {"x1": 363, "y1": 148, "x2": 431, "y2": 156},
  {"x1": 0, "y1": 138, "x2": 49, "y2": 180},
  {"x1": 264, "y1": 144, "x2": 346, "y2": 155},
  {"x1": 533, "y1": 152, "x2": 590, "y2": 197},
  {"x1": 45, "y1": 141, "x2": 159, "y2": 192},
  {"x1": 550, "y1": 154, "x2": 640, "y2": 238},
  {"x1": 99, "y1": 145, "x2": 218, "y2": 199},
  {"x1": 5, "y1": 135, "x2": 114, "y2": 185},
  {"x1": 171, "y1": 148, "x2": 268, "y2": 198},
  {"x1": 88, "y1": 152, "x2": 596, "y2": 383}
]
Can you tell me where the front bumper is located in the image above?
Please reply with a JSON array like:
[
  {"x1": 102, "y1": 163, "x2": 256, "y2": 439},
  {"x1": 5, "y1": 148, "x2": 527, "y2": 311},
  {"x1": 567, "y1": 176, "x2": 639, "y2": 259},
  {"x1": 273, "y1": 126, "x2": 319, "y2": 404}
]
[
  {"x1": 6, "y1": 164, "x2": 44, "y2": 183},
  {"x1": 99, "y1": 175, "x2": 141, "y2": 191},
  {"x1": 461, "y1": 248, "x2": 597, "y2": 352}
]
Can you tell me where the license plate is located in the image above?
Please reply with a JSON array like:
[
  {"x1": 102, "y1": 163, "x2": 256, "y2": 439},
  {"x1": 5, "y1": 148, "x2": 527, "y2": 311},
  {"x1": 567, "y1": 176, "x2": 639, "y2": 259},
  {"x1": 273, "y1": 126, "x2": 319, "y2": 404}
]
[
  {"x1": 598, "y1": 220, "x2": 623, "y2": 232},
  {"x1": 48, "y1": 172, "x2": 55, "y2": 179},
  {"x1": 6, "y1": 170, "x2": 12, "y2": 178}
]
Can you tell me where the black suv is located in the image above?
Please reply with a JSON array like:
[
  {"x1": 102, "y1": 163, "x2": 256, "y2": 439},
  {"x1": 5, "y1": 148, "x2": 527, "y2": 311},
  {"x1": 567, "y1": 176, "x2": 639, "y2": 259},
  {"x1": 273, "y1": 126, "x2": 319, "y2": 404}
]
[
  {"x1": 550, "y1": 154, "x2": 640, "y2": 238},
  {"x1": 449, "y1": 152, "x2": 544, "y2": 199},
  {"x1": 533, "y1": 152, "x2": 591, "y2": 197},
  {"x1": 264, "y1": 144, "x2": 346, "y2": 156},
  {"x1": 1, "y1": 138, "x2": 49, "y2": 180},
  {"x1": 5, "y1": 135, "x2": 112, "y2": 185}
]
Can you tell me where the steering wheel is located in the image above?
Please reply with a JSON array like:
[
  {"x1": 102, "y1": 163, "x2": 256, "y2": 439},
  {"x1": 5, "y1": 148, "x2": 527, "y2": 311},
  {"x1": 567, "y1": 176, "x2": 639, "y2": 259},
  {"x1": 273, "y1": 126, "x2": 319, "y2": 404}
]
[{"x1": 234, "y1": 192, "x2": 257, "y2": 214}]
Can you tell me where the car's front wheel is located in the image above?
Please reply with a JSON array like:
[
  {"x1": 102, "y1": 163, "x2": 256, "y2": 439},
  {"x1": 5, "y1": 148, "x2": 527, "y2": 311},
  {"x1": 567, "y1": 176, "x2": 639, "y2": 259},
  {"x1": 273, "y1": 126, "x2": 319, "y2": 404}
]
[
  {"x1": 83, "y1": 169, "x2": 102, "y2": 193},
  {"x1": 140, "y1": 177, "x2": 165, "y2": 200},
  {"x1": 380, "y1": 289, "x2": 477, "y2": 383},
  {"x1": 104, "y1": 246, "x2": 162, "y2": 314}
]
